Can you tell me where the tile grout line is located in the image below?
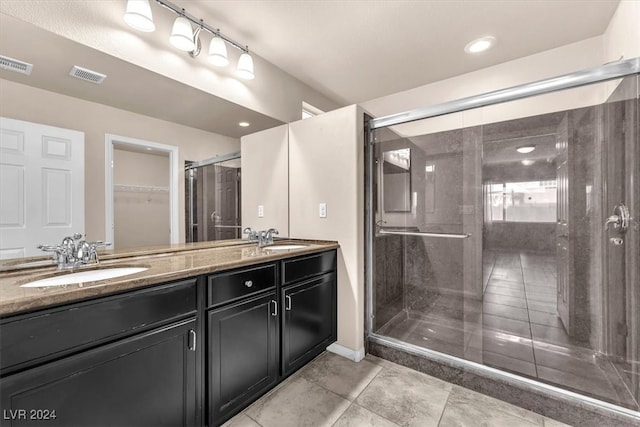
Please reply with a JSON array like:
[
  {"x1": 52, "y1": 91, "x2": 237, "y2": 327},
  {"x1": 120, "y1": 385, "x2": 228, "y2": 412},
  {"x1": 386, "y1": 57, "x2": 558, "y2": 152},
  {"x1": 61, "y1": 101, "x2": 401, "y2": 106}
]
[
  {"x1": 520, "y1": 252, "x2": 539, "y2": 379},
  {"x1": 321, "y1": 358, "x2": 403, "y2": 427}
]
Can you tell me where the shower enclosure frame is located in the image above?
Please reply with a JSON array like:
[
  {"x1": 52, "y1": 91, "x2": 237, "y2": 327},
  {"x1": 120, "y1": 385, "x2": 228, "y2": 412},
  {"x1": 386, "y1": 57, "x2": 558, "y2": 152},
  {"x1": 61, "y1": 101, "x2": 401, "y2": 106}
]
[
  {"x1": 185, "y1": 151, "x2": 241, "y2": 243},
  {"x1": 365, "y1": 57, "x2": 640, "y2": 422}
]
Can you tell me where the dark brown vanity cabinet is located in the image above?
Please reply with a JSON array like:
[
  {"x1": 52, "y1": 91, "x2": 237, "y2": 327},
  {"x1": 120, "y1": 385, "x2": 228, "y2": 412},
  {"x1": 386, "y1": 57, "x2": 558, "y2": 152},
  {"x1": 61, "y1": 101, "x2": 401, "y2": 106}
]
[
  {"x1": 0, "y1": 279, "x2": 199, "y2": 427},
  {"x1": 0, "y1": 248, "x2": 337, "y2": 427},
  {"x1": 207, "y1": 250, "x2": 337, "y2": 426},
  {"x1": 206, "y1": 264, "x2": 279, "y2": 425},
  {"x1": 281, "y1": 251, "x2": 337, "y2": 377}
]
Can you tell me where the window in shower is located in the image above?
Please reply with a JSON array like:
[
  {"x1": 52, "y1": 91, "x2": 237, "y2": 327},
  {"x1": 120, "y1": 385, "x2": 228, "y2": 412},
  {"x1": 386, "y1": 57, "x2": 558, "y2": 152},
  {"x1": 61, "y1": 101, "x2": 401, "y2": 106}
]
[{"x1": 485, "y1": 180, "x2": 557, "y2": 222}]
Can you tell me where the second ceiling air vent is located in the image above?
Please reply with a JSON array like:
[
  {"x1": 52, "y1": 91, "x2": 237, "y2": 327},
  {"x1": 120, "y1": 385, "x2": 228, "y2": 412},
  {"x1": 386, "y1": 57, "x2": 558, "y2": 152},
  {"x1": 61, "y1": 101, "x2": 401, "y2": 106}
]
[
  {"x1": 0, "y1": 55, "x2": 33, "y2": 75},
  {"x1": 69, "y1": 65, "x2": 106, "y2": 84}
]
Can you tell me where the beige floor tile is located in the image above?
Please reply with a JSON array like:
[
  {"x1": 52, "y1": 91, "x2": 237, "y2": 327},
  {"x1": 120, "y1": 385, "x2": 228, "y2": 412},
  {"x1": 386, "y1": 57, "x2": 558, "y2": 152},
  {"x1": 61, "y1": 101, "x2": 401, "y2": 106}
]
[
  {"x1": 543, "y1": 417, "x2": 573, "y2": 427},
  {"x1": 439, "y1": 386, "x2": 544, "y2": 427},
  {"x1": 332, "y1": 403, "x2": 400, "y2": 427},
  {"x1": 245, "y1": 376, "x2": 350, "y2": 427},
  {"x1": 221, "y1": 413, "x2": 262, "y2": 427},
  {"x1": 356, "y1": 363, "x2": 451, "y2": 427},
  {"x1": 300, "y1": 351, "x2": 382, "y2": 400}
]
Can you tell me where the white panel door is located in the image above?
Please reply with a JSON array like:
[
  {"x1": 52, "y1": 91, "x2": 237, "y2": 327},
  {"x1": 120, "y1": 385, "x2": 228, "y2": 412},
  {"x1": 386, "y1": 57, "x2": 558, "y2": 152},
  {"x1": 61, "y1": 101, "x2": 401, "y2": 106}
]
[{"x1": 0, "y1": 117, "x2": 84, "y2": 259}]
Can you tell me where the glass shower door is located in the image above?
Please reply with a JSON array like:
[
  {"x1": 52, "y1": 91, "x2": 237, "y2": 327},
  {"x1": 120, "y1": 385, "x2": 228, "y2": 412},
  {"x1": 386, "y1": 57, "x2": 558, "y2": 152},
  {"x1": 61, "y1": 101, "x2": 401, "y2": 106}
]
[
  {"x1": 604, "y1": 75, "x2": 640, "y2": 405},
  {"x1": 371, "y1": 114, "x2": 483, "y2": 361},
  {"x1": 186, "y1": 158, "x2": 241, "y2": 243},
  {"x1": 369, "y1": 73, "x2": 640, "y2": 412}
]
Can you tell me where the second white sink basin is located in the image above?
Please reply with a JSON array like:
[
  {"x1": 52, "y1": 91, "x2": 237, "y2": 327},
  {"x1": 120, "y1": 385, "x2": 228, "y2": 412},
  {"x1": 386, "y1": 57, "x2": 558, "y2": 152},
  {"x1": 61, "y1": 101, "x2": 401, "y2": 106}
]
[
  {"x1": 21, "y1": 267, "x2": 148, "y2": 288},
  {"x1": 264, "y1": 244, "x2": 308, "y2": 251}
]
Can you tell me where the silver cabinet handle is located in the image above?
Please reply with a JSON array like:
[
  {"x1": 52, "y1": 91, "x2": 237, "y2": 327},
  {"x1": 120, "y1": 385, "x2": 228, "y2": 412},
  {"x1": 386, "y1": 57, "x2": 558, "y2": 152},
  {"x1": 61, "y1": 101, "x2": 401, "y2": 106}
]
[
  {"x1": 271, "y1": 300, "x2": 278, "y2": 316},
  {"x1": 188, "y1": 329, "x2": 197, "y2": 351},
  {"x1": 285, "y1": 295, "x2": 292, "y2": 311},
  {"x1": 244, "y1": 280, "x2": 253, "y2": 288}
]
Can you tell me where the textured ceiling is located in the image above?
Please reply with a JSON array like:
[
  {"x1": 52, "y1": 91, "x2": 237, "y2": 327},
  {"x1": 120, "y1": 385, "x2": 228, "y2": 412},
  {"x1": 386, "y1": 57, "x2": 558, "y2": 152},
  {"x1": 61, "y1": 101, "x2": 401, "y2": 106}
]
[
  {"x1": 180, "y1": 0, "x2": 620, "y2": 104},
  {"x1": 0, "y1": 0, "x2": 621, "y2": 132}
]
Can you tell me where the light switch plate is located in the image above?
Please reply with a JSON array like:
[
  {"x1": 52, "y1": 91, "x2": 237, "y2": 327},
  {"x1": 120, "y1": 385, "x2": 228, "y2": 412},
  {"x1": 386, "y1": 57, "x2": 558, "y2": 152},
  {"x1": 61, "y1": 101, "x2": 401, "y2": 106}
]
[
  {"x1": 258, "y1": 205, "x2": 264, "y2": 218},
  {"x1": 319, "y1": 203, "x2": 327, "y2": 218}
]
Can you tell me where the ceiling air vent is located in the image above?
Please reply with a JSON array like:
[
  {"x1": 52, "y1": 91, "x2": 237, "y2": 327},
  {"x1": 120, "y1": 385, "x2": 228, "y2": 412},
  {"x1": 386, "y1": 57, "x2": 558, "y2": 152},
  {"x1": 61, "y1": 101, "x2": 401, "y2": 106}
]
[
  {"x1": 69, "y1": 65, "x2": 106, "y2": 84},
  {"x1": 0, "y1": 55, "x2": 33, "y2": 75}
]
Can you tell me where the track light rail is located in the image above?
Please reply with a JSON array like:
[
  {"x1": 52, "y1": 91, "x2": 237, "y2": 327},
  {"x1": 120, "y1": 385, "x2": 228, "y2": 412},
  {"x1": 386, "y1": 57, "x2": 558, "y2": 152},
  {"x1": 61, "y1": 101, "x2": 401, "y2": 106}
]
[{"x1": 153, "y1": 0, "x2": 249, "y2": 53}]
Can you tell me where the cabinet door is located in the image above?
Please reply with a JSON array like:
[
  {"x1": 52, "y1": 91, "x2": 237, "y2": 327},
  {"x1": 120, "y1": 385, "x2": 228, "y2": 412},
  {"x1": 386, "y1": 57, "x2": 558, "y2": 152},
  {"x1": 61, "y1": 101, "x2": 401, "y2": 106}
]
[
  {"x1": 282, "y1": 272, "x2": 337, "y2": 376},
  {"x1": 0, "y1": 318, "x2": 197, "y2": 427},
  {"x1": 208, "y1": 291, "x2": 278, "y2": 425}
]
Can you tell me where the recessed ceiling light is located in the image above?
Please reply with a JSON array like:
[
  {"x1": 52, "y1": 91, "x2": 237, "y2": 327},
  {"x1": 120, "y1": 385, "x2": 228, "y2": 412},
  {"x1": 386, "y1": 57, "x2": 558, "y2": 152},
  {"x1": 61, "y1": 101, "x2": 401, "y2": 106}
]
[
  {"x1": 464, "y1": 36, "x2": 496, "y2": 54},
  {"x1": 238, "y1": 122, "x2": 250, "y2": 127},
  {"x1": 516, "y1": 145, "x2": 536, "y2": 154},
  {"x1": 521, "y1": 159, "x2": 535, "y2": 166}
]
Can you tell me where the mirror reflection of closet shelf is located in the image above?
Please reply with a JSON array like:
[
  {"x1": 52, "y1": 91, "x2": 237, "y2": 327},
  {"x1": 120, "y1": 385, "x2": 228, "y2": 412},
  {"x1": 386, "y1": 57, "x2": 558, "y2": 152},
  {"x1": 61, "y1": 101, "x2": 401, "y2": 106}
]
[{"x1": 114, "y1": 184, "x2": 169, "y2": 193}]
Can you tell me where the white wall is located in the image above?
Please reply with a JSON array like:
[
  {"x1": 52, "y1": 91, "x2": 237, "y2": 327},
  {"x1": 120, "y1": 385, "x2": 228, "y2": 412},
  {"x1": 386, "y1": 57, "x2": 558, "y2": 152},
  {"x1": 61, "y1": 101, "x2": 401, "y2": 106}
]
[
  {"x1": 240, "y1": 124, "x2": 289, "y2": 237},
  {"x1": 604, "y1": 0, "x2": 640, "y2": 62},
  {"x1": 0, "y1": 79, "x2": 239, "y2": 242},
  {"x1": 289, "y1": 105, "x2": 365, "y2": 356}
]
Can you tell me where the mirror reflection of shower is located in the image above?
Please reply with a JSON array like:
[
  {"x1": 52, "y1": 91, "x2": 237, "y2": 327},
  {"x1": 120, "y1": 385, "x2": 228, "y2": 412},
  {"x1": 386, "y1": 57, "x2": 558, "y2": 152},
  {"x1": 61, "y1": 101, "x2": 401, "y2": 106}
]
[{"x1": 185, "y1": 154, "x2": 241, "y2": 243}]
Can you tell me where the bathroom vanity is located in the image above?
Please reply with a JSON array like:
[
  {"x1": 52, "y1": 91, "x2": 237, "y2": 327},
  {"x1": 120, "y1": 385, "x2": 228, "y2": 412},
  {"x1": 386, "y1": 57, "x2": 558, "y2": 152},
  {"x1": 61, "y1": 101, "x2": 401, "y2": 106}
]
[{"x1": 0, "y1": 240, "x2": 338, "y2": 426}]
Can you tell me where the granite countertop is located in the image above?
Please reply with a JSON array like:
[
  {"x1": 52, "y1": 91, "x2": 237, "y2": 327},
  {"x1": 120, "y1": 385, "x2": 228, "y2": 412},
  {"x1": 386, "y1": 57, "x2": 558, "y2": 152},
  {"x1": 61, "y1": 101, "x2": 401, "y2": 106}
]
[{"x1": 0, "y1": 239, "x2": 339, "y2": 316}]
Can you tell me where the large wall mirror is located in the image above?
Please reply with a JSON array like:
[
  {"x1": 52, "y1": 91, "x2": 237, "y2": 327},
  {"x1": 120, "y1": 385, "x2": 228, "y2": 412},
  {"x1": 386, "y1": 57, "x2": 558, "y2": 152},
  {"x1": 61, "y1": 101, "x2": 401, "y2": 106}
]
[{"x1": 0, "y1": 15, "x2": 283, "y2": 261}]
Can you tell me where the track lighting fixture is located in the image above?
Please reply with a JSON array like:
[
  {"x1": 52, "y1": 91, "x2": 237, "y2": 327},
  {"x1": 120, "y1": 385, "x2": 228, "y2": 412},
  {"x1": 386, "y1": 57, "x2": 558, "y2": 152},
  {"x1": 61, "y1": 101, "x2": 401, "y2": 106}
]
[
  {"x1": 124, "y1": 0, "x2": 255, "y2": 79},
  {"x1": 124, "y1": 0, "x2": 155, "y2": 32}
]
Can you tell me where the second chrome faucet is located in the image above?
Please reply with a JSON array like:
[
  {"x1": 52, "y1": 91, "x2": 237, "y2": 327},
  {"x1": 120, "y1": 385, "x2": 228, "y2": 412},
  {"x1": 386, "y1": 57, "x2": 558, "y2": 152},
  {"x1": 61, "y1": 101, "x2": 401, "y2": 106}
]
[{"x1": 243, "y1": 227, "x2": 279, "y2": 247}]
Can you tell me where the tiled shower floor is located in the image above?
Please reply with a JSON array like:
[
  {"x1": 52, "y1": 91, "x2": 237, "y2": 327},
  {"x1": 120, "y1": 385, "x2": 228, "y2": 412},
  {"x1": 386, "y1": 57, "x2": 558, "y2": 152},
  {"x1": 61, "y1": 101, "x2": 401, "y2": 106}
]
[
  {"x1": 223, "y1": 352, "x2": 570, "y2": 427},
  {"x1": 377, "y1": 250, "x2": 639, "y2": 411}
]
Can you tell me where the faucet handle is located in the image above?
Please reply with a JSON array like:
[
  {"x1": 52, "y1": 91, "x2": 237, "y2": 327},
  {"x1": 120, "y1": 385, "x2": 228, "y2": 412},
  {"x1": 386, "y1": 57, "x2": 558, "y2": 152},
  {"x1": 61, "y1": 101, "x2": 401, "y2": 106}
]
[{"x1": 37, "y1": 244, "x2": 61, "y2": 252}]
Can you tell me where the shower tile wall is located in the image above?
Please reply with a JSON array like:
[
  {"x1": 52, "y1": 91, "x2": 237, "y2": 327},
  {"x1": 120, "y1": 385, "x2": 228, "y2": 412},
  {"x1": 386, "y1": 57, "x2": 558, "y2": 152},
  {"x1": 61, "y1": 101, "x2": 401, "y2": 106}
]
[{"x1": 373, "y1": 234, "x2": 404, "y2": 330}]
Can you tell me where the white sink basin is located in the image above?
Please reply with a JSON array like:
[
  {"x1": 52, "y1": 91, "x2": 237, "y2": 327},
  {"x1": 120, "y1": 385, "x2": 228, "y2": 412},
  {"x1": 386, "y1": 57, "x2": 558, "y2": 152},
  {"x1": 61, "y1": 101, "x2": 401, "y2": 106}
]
[
  {"x1": 264, "y1": 244, "x2": 308, "y2": 251},
  {"x1": 21, "y1": 267, "x2": 148, "y2": 288}
]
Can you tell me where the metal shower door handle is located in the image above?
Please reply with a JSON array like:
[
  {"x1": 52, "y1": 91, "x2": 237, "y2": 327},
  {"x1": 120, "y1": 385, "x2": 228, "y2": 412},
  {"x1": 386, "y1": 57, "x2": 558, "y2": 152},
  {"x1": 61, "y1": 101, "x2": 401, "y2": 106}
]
[{"x1": 605, "y1": 204, "x2": 630, "y2": 233}]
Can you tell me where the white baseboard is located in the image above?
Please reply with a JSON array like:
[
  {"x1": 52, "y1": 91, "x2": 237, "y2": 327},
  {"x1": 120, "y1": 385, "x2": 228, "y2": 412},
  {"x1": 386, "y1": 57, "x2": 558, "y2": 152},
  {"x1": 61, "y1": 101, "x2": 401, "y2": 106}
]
[{"x1": 327, "y1": 342, "x2": 365, "y2": 362}]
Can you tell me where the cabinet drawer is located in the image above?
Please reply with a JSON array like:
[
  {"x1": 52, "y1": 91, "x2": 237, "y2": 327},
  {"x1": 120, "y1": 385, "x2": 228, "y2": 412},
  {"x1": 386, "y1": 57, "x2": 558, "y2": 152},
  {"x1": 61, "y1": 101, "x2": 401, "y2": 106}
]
[
  {"x1": 208, "y1": 263, "x2": 277, "y2": 308},
  {"x1": 282, "y1": 250, "x2": 337, "y2": 285},
  {"x1": 0, "y1": 279, "x2": 197, "y2": 375}
]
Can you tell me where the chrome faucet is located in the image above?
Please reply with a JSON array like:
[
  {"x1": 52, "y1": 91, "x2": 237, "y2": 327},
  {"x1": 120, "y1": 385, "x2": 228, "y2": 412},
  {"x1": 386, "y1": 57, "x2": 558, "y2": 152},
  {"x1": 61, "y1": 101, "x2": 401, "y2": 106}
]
[
  {"x1": 243, "y1": 227, "x2": 259, "y2": 243},
  {"x1": 243, "y1": 227, "x2": 279, "y2": 247},
  {"x1": 261, "y1": 228, "x2": 279, "y2": 247},
  {"x1": 38, "y1": 233, "x2": 111, "y2": 270}
]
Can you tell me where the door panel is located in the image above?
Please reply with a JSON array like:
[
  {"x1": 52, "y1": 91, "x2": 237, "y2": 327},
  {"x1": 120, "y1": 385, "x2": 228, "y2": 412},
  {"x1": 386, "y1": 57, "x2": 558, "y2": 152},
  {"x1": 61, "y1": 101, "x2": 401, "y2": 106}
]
[
  {"x1": 555, "y1": 114, "x2": 573, "y2": 335},
  {"x1": 282, "y1": 272, "x2": 337, "y2": 376},
  {"x1": 0, "y1": 117, "x2": 84, "y2": 258},
  {"x1": 208, "y1": 292, "x2": 278, "y2": 424},
  {"x1": 214, "y1": 165, "x2": 240, "y2": 240}
]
